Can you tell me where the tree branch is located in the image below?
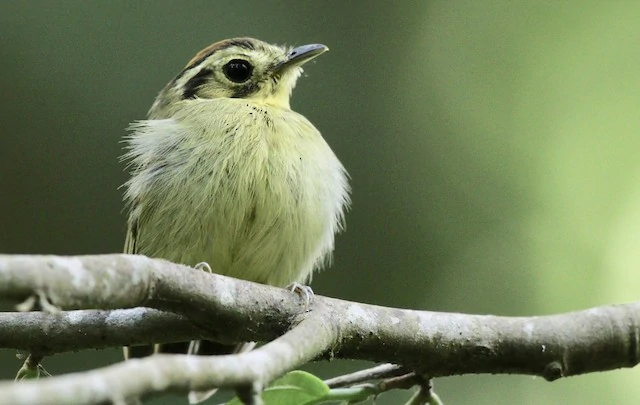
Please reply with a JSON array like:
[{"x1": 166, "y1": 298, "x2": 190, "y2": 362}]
[
  {"x1": 0, "y1": 309, "x2": 206, "y2": 354},
  {"x1": 0, "y1": 314, "x2": 332, "y2": 405},
  {"x1": 0, "y1": 254, "x2": 639, "y2": 404}
]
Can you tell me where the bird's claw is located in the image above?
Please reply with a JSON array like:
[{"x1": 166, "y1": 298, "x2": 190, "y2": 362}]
[
  {"x1": 194, "y1": 262, "x2": 213, "y2": 273},
  {"x1": 287, "y1": 282, "x2": 314, "y2": 310}
]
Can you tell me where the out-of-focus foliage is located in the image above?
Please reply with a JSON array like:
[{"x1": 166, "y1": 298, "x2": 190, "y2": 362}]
[{"x1": 1, "y1": 1, "x2": 639, "y2": 404}]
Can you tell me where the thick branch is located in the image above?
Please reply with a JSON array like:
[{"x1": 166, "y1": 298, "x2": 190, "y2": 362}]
[{"x1": 0, "y1": 254, "x2": 301, "y2": 344}]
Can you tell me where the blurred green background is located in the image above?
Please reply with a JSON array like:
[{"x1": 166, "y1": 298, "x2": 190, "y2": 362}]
[{"x1": 2, "y1": 1, "x2": 640, "y2": 404}]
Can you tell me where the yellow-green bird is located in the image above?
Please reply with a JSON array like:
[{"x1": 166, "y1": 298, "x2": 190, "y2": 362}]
[{"x1": 122, "y1": 37, "x2": 350, "y2": 402}]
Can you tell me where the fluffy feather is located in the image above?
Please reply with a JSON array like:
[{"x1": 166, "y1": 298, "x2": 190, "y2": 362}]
[{"x1": 124, "y1": 98, "x2": 349, "y2": 286}]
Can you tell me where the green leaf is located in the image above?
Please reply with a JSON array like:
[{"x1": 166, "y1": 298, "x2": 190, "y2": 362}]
[{"x1": 226, "y1": 370, "x2": 330, "y2": 405}]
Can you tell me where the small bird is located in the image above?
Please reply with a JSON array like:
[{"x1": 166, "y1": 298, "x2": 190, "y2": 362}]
[{"x1": 121, "y1": 37, "x2": 350, "y2": 401}]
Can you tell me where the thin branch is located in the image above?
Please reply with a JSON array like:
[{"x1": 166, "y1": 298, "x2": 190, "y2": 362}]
[
  {"x1": 0, "y1": 313, "x2": 331, "y2": 405},
  {"x1": 324, "y1": 372, "x2": 431, "y2": 404},
  {"x1": 0, "y1": 309, "x2": 208, "y2": 354},
  {"x1": 324, "y1": 364, "x2": 407, "y2": 388}
]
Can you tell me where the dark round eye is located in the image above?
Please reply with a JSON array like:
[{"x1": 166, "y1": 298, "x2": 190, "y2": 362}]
[{"x1": 222, "y1": 59, "x2": 253, "y2": 83}]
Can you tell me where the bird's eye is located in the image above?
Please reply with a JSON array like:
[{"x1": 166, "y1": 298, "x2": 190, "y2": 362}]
[{"x1": 222, "y1": 59, "x2": 253, "y2": 83}]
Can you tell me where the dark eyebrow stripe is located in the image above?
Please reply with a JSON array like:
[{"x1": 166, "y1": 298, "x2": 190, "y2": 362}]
[
  {"x1": 182, "y1": 68, "x2": 213, "y2": 99},
  {"x1": 227, "y1": 38, "x2": 256, "y2": 50},
  {"x1": 185, "y1": 38, "x2": 257, "y2": 70}
]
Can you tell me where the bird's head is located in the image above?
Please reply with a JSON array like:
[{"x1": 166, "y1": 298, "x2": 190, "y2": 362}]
[{"x1": 150, "y1": 37, "x2": 327, "y2": 116}]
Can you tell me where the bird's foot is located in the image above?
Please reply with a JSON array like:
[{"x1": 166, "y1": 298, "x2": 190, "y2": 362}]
[
  {"x1": 287, "y1": 282, "x2": 315, "y2": 310},
  {"x1": 194, "y1": 262, "x2": 213, "y2": 273}
]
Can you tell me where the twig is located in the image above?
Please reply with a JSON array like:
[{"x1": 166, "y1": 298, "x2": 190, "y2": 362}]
[{"x1": 324, "y1": 363, "x2": 407, "y2": 388}]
